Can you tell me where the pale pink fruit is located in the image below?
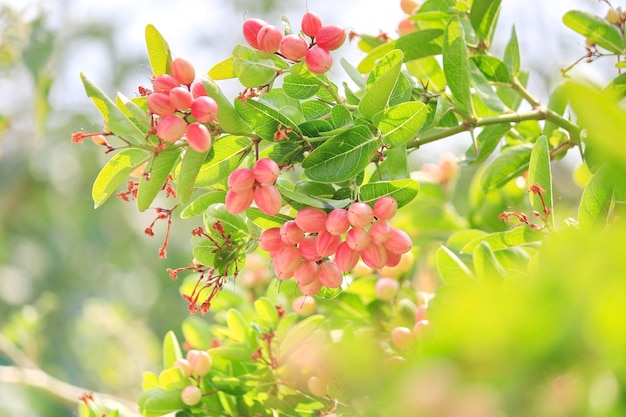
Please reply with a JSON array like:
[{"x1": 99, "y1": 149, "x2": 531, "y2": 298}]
[
  {"x1": 347, "y1": 202, "x2": 374, "y2": 228},
  {"x1": 274, "y1": 245, "x2": 303, "y2": 278},
  {"x1": 181, "y1": 385, "x2": 202, "y2": 406},
  {"x1": 345, "y1": 227, "x2": 371, "y2": 251},
  {"x1": 301, "y1": 11, "x2": 322, "y2": 37},
  {"x1": 174, "y1": 358, "x2": 193, "y2": 377},
  {"x1": 225, "y1": 188, "x2": 254, "y2": 214},
  {"x1": 187, "y1": 349, "x2": 212, "y2": 376},
  {"x1": 305, "y1": 46, "x2": 332, "y2": 74},
  {"x1": 228, "y1": 168, "x2": 256, "y2": 192},
  {"x1": 325, "y1": 209, "x2": 350, "y2": 235},
  {"x1": 156, "y1": 114, "x2": 186, "y2": 143},
  {"x1": 299, "y1": 235, "x2": 322, "y2": 262},
  {"x1": 360, "y1": 241, "x2": 388, "y2": 269},
  {"x1": 414, "y1": 304, "x2": 428, "y2": 323},
  {"x1": 169, "y1": 86, "x2": 194, "y2": 111},
  {"x1": 299, "y1": 276, "x2": 323, "y2": 296},
  {"x1": 243, "y1": 18, "x2": 268, "y2": 49},
  {"x1": 318, "y1": 261, "x2": 343, "y2": 288},
  {"x1": 391, "y1": 327, "x2": 414, "y2": 350},
  {"x1": 186, "y1": 122, "x2": 212, "y2": 152},
  {"x1": 315, "y1": 230, "x2": 341, "y2": 257},
  {"x1": 279, "y1": 34, "x2": 308, "y2": 60},
  {"x1": 307, "y1": 375, "x2": 328, "y2": 397},
  {"x1": 370, "y1": 220, "x2": 392, "y2": 244},
  {"x1": 385, "y1": 251, "x2": 402, "y2": 267},
  {"x1": 373, "y1": 196, "x2": 398, "y2": 220},
  {"x1": 295, "y1": 207, "x2": 327, "y2": 233},
  {"x1": 254, "y1": 183, "x2": 282, "y2": 215},
  {"x1": 147, "y1": 92, "x2": 175, "y2": 116},
  {"x1": 191, "y1": 96, "x2": 218, "y2": 123},
  {"x1": 293, "y1": 260, "x2": 320, "y2": 286},
  {"x1": 280, "y1": 220, "x2": 304, "y2": 245},
  {"x1": 191, "y1": 82, "x2": 207, "y2": 98},
  {"x1": 413, "y1": 319, "x2": 431, "y2": 339},
  {"x1": 259, "y1": 227, "x2": 285, "y2": 253},
  {"x1": 152, "y1": 74, "x2": 180, "y2": 93},
  {"x1": 398, "y1": 18, "x2": 418, "y2": 35},
  {"x1": 253, "y1": 158, "x2": 280, "y2": 184},
  {"x1": 384, "y1": 228, "x2": 412, "y2": 254},
  {"x1": 315, "y1": 25, "x2": 346, "y2": 51},
  {"x1": 375, "y1": 277, "x2": 399, "y2": 301},
  {"x1": 257, "y1": 25, "x2": 283, "y2": 53},
  {"x1": 172, "y1": 57, "x2": 195, "y2": 85},
  {"x1": 334, "y1": 241, "x2": 360, "y2": 272},
  {"x1": 292, "y1": 295, "x2": 317, "y2": 316}
]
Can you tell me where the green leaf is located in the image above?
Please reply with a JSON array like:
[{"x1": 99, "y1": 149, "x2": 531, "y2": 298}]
[
  {"x1": 245, "y1": 208, "x2": 292, "y2": 229},
  {"x1": 443, "y1": 16, "x2": 473, "y2": 116},
  {"x1": 226, "y1": 309, "x2": 249, "y2": 343},
  {"x1": 528, "y1": 136, "x2": 554, "y2": 226},
  {"x1": 254, "y1": 297, "x2": 280, "y2": 329},
  {"x1": 358, "y1": 49, "x2": 404, "y2": 119},
  {"x1": 578, "y1": 166, "x2": 614, "y2": 230},
  {"x1": 208, "y1": 55, "x2": 236, "y2": 79},
  {"x1": 436, "y1": 245, "x2": 476, "y2": 286},
  {"x1": 205, "y1": 203, "x2": 249, "y2": 239},
  {"x1": 235, "y1": 99, "x2": 302, "y2": 141},
  {"x1": 301, "y1": 100, "x2": 331, "y2": 120},
  {"x1": 177, "y1": 148, "x2": 210, "y2": 204},
  {"x1": 460, "y1": 124, "x2": 510, "y2": 166},
  {"x1": 80, "y1": 73, "x2": 146, "y2": 144},
  {"x1": 182, "y1": 316, "x2": 213, "y2": 350},
  {"x1": 180, "y1": 191, "x2": 226, "y2": 219},
  {"x1": 302, "y1": 125, "x2": 379, "y2": 183},
  {"x1": 195, "y1": 136, "x2": 252, "y2": 187},
  {"x1": 543, "y1": 82, "x2": 568, "y2": 137},
  {"x1": 145, "y1": 24, "x2": 172, "y2": 76},
  {"x1": 139, "y1": 388, "x2": 185, "y2": 417},
  {"x1": 92, "y1": 149, "x2": 150, "y2": 208},
  {"x1": 470, "y1": 56, "x2": 510, "y2": 83},
  {"x1": 162, "y1": 330, "x2": 182, "y2": 369},
  {"x1": 563, "y1": 10, "x2": 624, "y2": 54},
  {"x1": 373, "y1": 101, "x2": 429, "y2": 147},
  {"x1": 378, "y1": 144, "x2": 410, "y2": 180},
  {"x1": 504, "y1": 25, "x2": 520, "y2": 75},
  {"x1": 460, "y1": 227, "x2": 544, "y2": 253},
  {"x1": 470, "y1": 61, "x2": 506, "y2": 114},
  {"x1": 233, "y1": 57, "x2": 279, "y2": 88},
  {"x1": 279, "y1": 187, "x2": 350, "y2": 211},
  {"x1": 116, "y1": 93, "x2": 150, "y2": 135},
  {"x1": 358, "y1": 179, "x2": 419, "y2": 208},
  {"x1": 405, "y1": 56, "x2": 446, "y2": 92},
  {"x1": 259, "y1": 140, "x2": 307, "y2": 165},
  {"x1": 293, "y1": 181, "x2": 337, "y2": 199},
  {"x1": 158, "y1": 367, "x2": 187, "y2": 390},
  {"x1": 137, "y1": 148, "x2": 181, "y2": 212},
  {"x1": 283, "y1": 74, "x2": 320, "y2": 99},
  {"x1": 480, "y1": 144, "x2": 533, "y2": 192},
  {"x1": 340, "y1": 57, "x2": 367, "y2": 90},
  {"x1": 473, "y1": 241, "x2": 507, "y2": 284},
  {"x1": 201, "y1": 77, "x2": 252, "y2": 135},
  {"x1": 331, "y1": 105, "x2": 353, "y2": 129},
  {"x1": 469, "y1": 0, "x2": 501, "y2": 43}
]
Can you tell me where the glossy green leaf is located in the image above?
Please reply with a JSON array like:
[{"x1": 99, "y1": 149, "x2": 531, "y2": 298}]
[
  {"x1": 473, "y1": 241, "x2": 507, "y2": 284},
  {"x1": 443, "y1": 16, "x2": 473, "y2": 116},
  {"x1": 158, "y1": 367, "x2": 187, "y2": 390},
  {"x1": 358, "y1": 49, "x2": 404, "y2": 119},
  {"x1": 201, "y1": 77, "x2": 252, "y2": 135},
  {"x1": 137, "y1": 148, "x2": 181, "y2": 212},
  {"x1": 177, "y1": 148, "x2": 210, "y2": 204},
  {"x1": 180, "y1": 191, "x2": 226, "y2": 219},
  {"x1": 504, "y1": 25, "x2": 520, "y2": 75},
  {"x1": 460, "y1": 227, "x2": 544, "y2": 253},
  {"x1": 233, "y1": 57, "x2": 279, "y2": 88},
  {"x1": 469, "y1": 0, "x2": 501, "y2": 43},
  {"x1": 563, "y1": 10, "x2": 624, "y2": 54},
  {"x1": 436, "y1": 245, "x2": 476, "y2": 286},
  {"x1": 374, "y1": 101, "x2": 429, "y2": 147},
  {"x1": 578, "y1": 166, "x2": 614, "y2": 230},
  {"x1": 331, "y1": 105, "x2": 353, "y2": 129},
  {"x1": 302, "y1": 125, "x2": 379, "y2": 183},
  {"x1": 358, "y1": 179, "x2": 419, "y2": 208},
  {"x1": 528, "y1": 136, "x2": 554, "y2": 226},
  {"x1": 480, "y1": 144, "x2": 533, "y2": 192},
  {"x1": 92, "y1": 149, "x2": 150, "y2": 208},
  {"x1": 460, "y1": 124, "x2": 510, "y2": 166},
  {"x1": 145, "y1": 24, "x2": 172, "y2": 76},
  {"x1": 293, "y1": 181, "x2": 336, "y2": 199},
  {"x1": 182, "y1": 316, "x2": 213, "y2": 350},
  {"x1": 235, "y1": 99, "x2": 302, "y2": 141},
  {"x1": 259, "y1": 140, "x2": 306, "y2": 165},
  {"x1": 254, "y1": 297, "x2": 279, "y2": 329},
  {"x1": 283, "y1": 74, "x2": 320, "y2": 99},
  {"x1": 195, "y1": 136, "x2": 252, "y2": 187},
  {"x1": 470, "y1": 56, "x2": 510, "y2": 83},
  {"x1": 162, "y1": 330, "x2": 182, "y2": 369},
  {"x1": 208, "y1": 55, "x2": 236, "y2": 80}
]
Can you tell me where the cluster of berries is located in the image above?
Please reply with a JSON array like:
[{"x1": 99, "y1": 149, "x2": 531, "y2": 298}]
[
  {"x1": 173, "y1": 349, "x2": 212, "y2": 406},
  {"x1": 225, "y1": 158, "x2": 282, "y2": 216},
  {"x1": 146, "y1": 57, "x2": 216, "y2": 153},
  {"x1": 242, "y1": 11, "x2": 346, "y2": 74},
  {"x1": 257, "y1": 196, "x2": 412, "y2": 296}
]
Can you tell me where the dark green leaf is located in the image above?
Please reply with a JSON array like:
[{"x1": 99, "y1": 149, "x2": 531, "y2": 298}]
[
  {"x1": 299, "y1": 120, "x2": 334, "y2": 137},
  {"x1": 259, "y1": 140, "x2": 306, "y2": 165},
  {"x1": 563, "y1": 10, "x2": 624, "y2": 54},
  {"x1": 279, "y1": 187, "x2": 350, "y2": 210},
  {"x1": 145, "y1": 24, "x2": 172, "y2": 76},
  {"x1": 443, "y1": 16, "x2": 473, "y2": 116},
  {"x1": 137, "y1": 148, "x2": 181, "y2": 212},
  {"x1": 196, "y1": 136, "x2": 252, "y2": 187},
  {"x1": 293, "y1": 181, "x2": 336, "y2": 199},
  {"x1": 578, "y1": 166, "x2": 614, "y2": 230},
  {"x1": 359, "y1": 179, "x2": 419, "y2": 208},
  {"x1": 470, "y1": 56, "x2": 510, "y2": 83},
  {"x1": 480, "y1": 144, "x2": 533, "y2": 192},
  {"x1": 378, "y1": 144, "x2": 410, "y2": 180},
  {"x1": 359, "y1": 49, "x2": 404, "y2": 119},
  {"x1": 92, "y1": 149, "x2": 150, "y2": 208},
  {"x1": 460, "y1": 123, "x2": 510, "y2": 166},
  {"x1": 469, "y1": 0, "x2": 501, "y2": 43}
]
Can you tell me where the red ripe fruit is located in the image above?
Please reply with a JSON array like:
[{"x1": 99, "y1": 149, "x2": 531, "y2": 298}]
[
  {"x1": 228, "y1": 168, "x2": 256, "y2": 192},
  {"x1": 147, "y1": 92, "x2": 175, "y2": 116},
  {"x1": 360, "y1": 241, "x2": 388, "y2": 270},
  {"x1": 299, "y1": 235, "x2": 322, "y2": 262},
  {"x1": 346, "y1": 227, "x2": 371, "y2": 251},
  {"x1": 257, "y1": 25, "x2": 283, "y2": 53},
  {"x1": 305, "y1": 46, "x2": 332, "y2": 74},
  {"x1": 347, "y1": 202, "x2": 374, "y2": 228},
  {"x1": 373, "y1": 196, "x2": 398, "y2": 220},
  {"x1": 243, "y1": 18, "x2": 268, "y2": 49},
  {"x1": 156, "y1": 114, "x2": 186, "y2": 143},
  {"x1": 254, "y1": 183, "x2": 282, "y2": 215},
  {"x1": 385, "y1": 250, "x2": 402, "y2": 267},
  {"x1": 295, "y1": 207, "x2": 327, "y2": 233},
  {"x1": 384, "y1": 228, "x2": 412, "y2": 254},
  {"x1": 191, "y1": 82, "x2": 207, "y2": 98},
  {"x1": 398, "y1": 18, "x2": 418, "y2": 35},
  {"x1": 253, "y1": 158, "x2": 280, "y2": 184},
  {"x1": 274, "y1": 245, "x2": 303, "y2": 278},
  {"x1": 152, "y1": 74, "x2": 180, "y2": 93},
  {"x1": 279, "y1": 34, "x2": 308, "y2": 60},
  {"x1": 301, "y1": 11, "x2": 323, "y2": 37},
  {"x1": 370, "y1": 220, "x2": 392, "y2": 244},
  {"x1": 325, "y1": 209, "x2": 350, "y2": 235},
  {"x1": 186, "y1": 122, "x2": 212, "y2": 153},
  {"x1": 172, "y1": 57, "x2": 195, "y2": 85},
  {"x1": 259, "y1": 227, "x2": 285, "y2": 253},
  {"x1": 294, "y1": 260, "x2": 320, "y2": 286},
  {"x1": 315, "y1": 230, "x2": 341, "y2": 257},
  {"x1": 225, "y1": 188, "x2": 254, "y2": 214},
  {"x1": 169, "y1": 86, "x2": 194, "y2": 111},
  {"x1": 299, "y1": 276, "x2": 323, "y2": 296},
  {"x1": 334, "y1": 241, "x2": 360, "y2": 272},
  {"x1": 315, "y1": 25, "x2": 346, "y2": 51},
  {"x1": 191, "y1": 96, "x2": 219, "y2": 123},
  {"x1": 318, "y1": 261, "x2": 343, "y2": 288},
  {"x1": 280, "y1": 220, "x2": 304, "y2": 245}
]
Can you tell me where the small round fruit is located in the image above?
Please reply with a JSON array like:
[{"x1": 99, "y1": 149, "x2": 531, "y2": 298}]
[
  {"x1": 294, "y1": 260, "x2": 320, "y2": 286},
  {"x1": 228, "y1": 167, "x2": 256, "y2": 192},
  {"x1": 147, "y1": 92, "x2": 176, "y2": 116},
  {"x1": 384, "y1": 228, "x2": 412, "y2": 254},
  {"x1": 174, "y1": 358, "x2": 193, "y2": 377},
  {"x1": 254, "y1": 183, "x2": 282, "y2": 215},
  {"x1": 156, "y1": 115, "x2": 187, "y2": 143},
  {"x1": 334, "y1": 241, "x2": 360, "y2": 272},
  {"x1": 347, "y1": 202, "x2": 374, "y2": 228},
  {"x1": 292, "y1": 295, "x2": 317, "y2": 316},
  {"x1": 607, "y1": 8, "x2": 621, "y2": 25},
  {"x1": 172, "y1": 57, "x2": 195, "y2": 85},
  {"x1": 305, "y1": 46, "x2": 332, "y2": 74},
  {"x1": 191, "y1": 96, "x2": 218, "y2": 123},
  {"x1": 225, "y1": 188, "x2": 254, "y2": 214},
  {"x1": 259, "y1": 227, "x2": 285, "y2": 253},
  {"x1": 152, "y1": 74, "x2": 180, "y2": 93},
  {"x1": 398, "y1": 18, "x2": 418, "y2": 35},
  {"x1": 253, "y1": 158, "x2": 280, "y2": 184},
  {"x1": 325, "y1": 208, "x2": 350, "y2": 235},
  {"x1": 370, "y1": 220, "x2": 392, "y2": 244},
  {"x1": 169, "y1": 86, "x2": 194, "y2": 111},
  {"x1": 299, "y1": 235, "x2": 322, "y2": 262},
  {"x1": 391, "y1": 326, "x2": 414, "y2": 350},
  {"x1": 295, "y1": 207, "x2": 328, "y2": 233},
  {"x1": 373, "y1": 196, "x2": 398, "y2": 220},
  {"x1": 345, "y1": 227, "x2": 371, "y2": 252},
  {"x1": 191, "y1": 82, "x2": 207, "y2": 98},
  {"x1": 375, "y1": 277, "x2": 400, "y2": 301},
  {"x1": 400, "y1": 0, "x2": 420, "y2": 14},
  {"x1": 301, "y1": 11, "x2": 323, "y2": 37},
  {"x1": 280, "y1": 220, "x2": 305, "y2": 245},
  {"x1": 186, "y1": 122, "x2": 212, "y2": 153},
  {"x1": 360, "y1": 241, "x2": 388, "y2": 269},
  {"x1": 181, "y1": 385, "x2": 202, "y2": 406},
  {"x1": 257, "y1": 25, "x2": 284, "y2": 53},
  {"x1": 279, "y1": 34, "x2": 308, "y2": 60},
  {"x1": 187, "y1": 349, "x2": 212, "y2": 376},
  {"x1": 315, "y1": 230, "x2": 341, "y2": 257},
  {"x1": 299, "y1": 276, "x2": 323, "y2": 296},
  {"x1": 318, "y1": 261, "x2": 343, "y2": 288},
  {"x1": 315, "y1": 24, "x2": 346, "y2": 51},
  {"x1": 243, "y1": 18, "x2": 268, "y2": 49}
]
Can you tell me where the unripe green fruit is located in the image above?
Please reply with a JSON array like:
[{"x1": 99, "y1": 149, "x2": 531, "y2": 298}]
[
  {"x1": 172, "y1": 57, "x2": 195, "y2": 85},
  {"x1": 156, "y1": 115, "x2": 187, "y2": 143},
  {"x1": 257, "y1": 25, "x2": 283, "y2": 53},
  {"x1": 302, "y1": 11, "x2": 322, "y2": 37},
  {"x1": 243, "y1": 18, "x2": 268, "y2": 49},
  {"x1": 305, "y1": 46, "x2": 332, "y2": 74},
  {"x1": 187, "y1": 349, "x2": 212, "y2": 376},
  {"x1": 181, "y1": 385, "x2": 202, "y2": 406},
  {"x1": 315, "y1": 24, "x2": 346, "y2": 51},
  {"x1": 279, "y1": 34, "x2": 308, "y2": 60},
  {"x1": 292, "y1": 295, "x2": 317, "y2": 316},
  {"x1": 186, "y1": 122, "x2": 212, "y2": 153}
]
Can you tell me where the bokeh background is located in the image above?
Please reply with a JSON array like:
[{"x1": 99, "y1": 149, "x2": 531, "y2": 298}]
[{"x1": 0, "y1": 0, "x2": 611, "y2": 415}]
